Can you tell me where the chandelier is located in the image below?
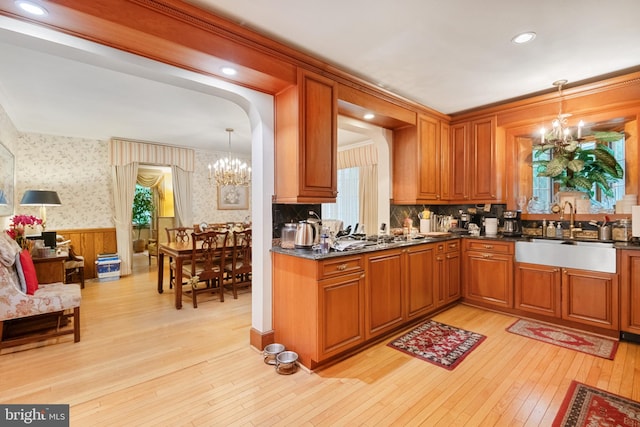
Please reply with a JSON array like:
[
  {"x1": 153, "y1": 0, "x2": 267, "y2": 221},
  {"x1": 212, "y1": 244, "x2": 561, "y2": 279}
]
[
  {"x1": 539, "y1": 79, "x2": 584, "y2": 145},
  {"x1": 208, "y1": 128, "x2": 251, "y2": 187}
]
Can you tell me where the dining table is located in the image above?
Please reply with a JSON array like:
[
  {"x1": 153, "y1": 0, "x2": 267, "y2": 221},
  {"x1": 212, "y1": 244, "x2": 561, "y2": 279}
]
[{"x1": 157, "y1": 235, "x2": 239, "y2": 309}]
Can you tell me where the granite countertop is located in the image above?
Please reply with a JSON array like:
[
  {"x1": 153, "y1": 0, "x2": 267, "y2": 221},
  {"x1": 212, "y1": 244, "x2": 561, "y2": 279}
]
[{"x1": 271, "y1": 233, "x2": 640, "y2": 260}]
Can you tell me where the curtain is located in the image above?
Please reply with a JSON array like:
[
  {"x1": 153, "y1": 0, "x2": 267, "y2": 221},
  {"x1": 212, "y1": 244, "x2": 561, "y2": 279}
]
[
  {"x1": 359, "y1": 164, "x2": 378, "y2": 235},
  {"x1": 338, "y1": 144, "x2": 378, "y2": 235},
  {"x1": 172, "y1": 165, "x2": 193, "y2": 228},
  {"x1": 112, "y1": 162, "x2": 139, "y2": 276}
]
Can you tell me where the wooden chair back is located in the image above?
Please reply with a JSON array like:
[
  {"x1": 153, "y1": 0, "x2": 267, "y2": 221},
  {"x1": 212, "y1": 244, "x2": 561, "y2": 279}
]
[
  {"x1": 165, "y1": 227, "x2": 193, "y2": 243},
  {"x1": 188, "y1": 230, "x2": 228, "y2": 283}
]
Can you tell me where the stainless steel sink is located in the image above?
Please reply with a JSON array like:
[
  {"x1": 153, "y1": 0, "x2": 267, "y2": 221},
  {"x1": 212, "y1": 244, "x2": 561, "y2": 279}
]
[{"x1": 515, "y1": 239, "x2": 616, "y2": 273}]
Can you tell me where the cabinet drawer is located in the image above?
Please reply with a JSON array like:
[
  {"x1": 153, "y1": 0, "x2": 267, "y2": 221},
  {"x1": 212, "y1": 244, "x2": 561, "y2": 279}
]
[
  {"x1": 465, "y1": 240, "x2": 513, "y2": 254},
  {"x1": 319, "y1": 256, "x2": 363, "y2": 279},
  {"x1": 435, "y1": 239, "x2": 460, "y2": 254}
]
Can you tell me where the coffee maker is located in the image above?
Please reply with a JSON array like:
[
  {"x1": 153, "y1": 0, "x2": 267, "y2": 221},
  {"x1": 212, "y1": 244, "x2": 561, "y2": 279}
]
[{"x1": 502, "y1": 210, "x2": 522, "y2": 236}]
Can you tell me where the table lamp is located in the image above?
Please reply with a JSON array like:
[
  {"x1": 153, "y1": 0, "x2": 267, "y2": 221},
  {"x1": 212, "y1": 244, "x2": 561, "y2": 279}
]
[{"x1": 20, "y1": 190, "x2": 61, "y2": 228}]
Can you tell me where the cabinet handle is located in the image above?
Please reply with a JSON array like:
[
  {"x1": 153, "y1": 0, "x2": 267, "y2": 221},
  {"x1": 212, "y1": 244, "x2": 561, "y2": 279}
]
[
  {"x1": 553, "y1": 268, "x2": 560, "y2": 272},
  {"x1": 360, "y1": 273, "x2": 365, "y2": 279},
  {"x1": 483, "y1": 244, "x2": 494, "y2": 249},
  {"x1": 437, "y1": 256, "x2": 443, "y2": 261},
  {"x1": 336, "y1": 264, "x2": 347, "y2": 271},
  {"x1": 482, "y1": 254, "x2": 492, "y2": 259}
]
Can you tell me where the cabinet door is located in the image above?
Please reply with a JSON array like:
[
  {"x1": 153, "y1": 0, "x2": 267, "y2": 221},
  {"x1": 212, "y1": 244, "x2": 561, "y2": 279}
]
[
  {"x1": 274, "y1": 69, "x2": 337, "y2": 202},
  {"x1": 464, "y1": 251, "x2": 513, "y2": 308},
  {"x1": 365, "y1": 249, "x2": 405, "y2": 339},
  {"x1": 417, "y1": 115, "x2": 441, "y2": 201},
  {"x1": 443, "y1": 250, "x2": 461, "y2": 304},
  {"x1": 392, "y1": 115, "x2": 442, "y2": 203},
  {"x1": 470, "y1": 116, "x2": 497, "y2": 201},
  {"x1": 318, "y1": 272, "x2": 365, "y2": 361},
  {"x1": 514, "y1": 262, "x2": 562, "y2": 318},
  {"x1": 620, "y1": 250, "x2": 640, "y2": 334},
  {"x1": 405, "y1": 244, "x2": 436, "y2": 319},
  {"x1": 561, "y1": 268, "x2": 619, "y2": 330},
  {"x1": 446, "y1": 122, "x2": 469, "y2": 201}
]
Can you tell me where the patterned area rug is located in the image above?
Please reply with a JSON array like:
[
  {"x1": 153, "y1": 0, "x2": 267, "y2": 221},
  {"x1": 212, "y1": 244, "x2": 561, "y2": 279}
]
[
  {"x1": 387, "y1": 320, "x2": 486, "y2": 370},
  {"x1": 553, "y1": 381, "x2": 640, "y2": 426},
  {"x1": 506, "y1": 319, "x2": 618, "y2": 360}
]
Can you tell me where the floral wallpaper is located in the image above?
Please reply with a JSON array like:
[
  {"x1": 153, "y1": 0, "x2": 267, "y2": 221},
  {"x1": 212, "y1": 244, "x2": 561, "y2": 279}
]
[
  {"x1": 15, "y1": 133, "x2": 113, "y2": 230},
  {"x1": 0, "y1": 103, "x2": 251, "y2": 231}
]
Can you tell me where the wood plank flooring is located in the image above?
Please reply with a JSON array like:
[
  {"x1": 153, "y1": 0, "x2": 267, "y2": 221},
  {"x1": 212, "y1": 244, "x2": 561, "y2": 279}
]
[{"x1": 1, "y1": 252, "x2": 638, "y2": 426}]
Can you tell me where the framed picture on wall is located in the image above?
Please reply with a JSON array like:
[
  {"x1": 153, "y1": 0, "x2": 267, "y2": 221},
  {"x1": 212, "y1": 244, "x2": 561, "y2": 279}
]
[
  {"x1": 217, "y1": 185, "x2": 249, "y2": 210},
  {"x1": 0, "y1": 141, "x2": 14, "y2": 216}
]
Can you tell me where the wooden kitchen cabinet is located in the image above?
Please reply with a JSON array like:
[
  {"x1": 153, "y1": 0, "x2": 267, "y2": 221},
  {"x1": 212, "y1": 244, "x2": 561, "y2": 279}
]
[
  {"x1": 272, "y1": 253, "x2": 364, "y2": 369},
  {"x1": 515, "y1": 262, "x2": 562, "y2": 318},
  {"x1": 435, "y1": 240, "x2": 461, "y2": 307},
  {"x1": 393, "y1": 114, "x2": 443, "y2": 203},
  {"x1": 562, "y1": 268, "x2": 619, "y2": 331},
  {"x1": 274, "y1": 68, "x2": 338, "y2": 203},
  {"x1": 405, "y1": 244, "x2": 437, "y2": 320},
  {"x1": 364, "y1": 248, "x2": 405, "y2": 339},
  {"x1": 620, "y1": 250, "x2": 640, "y2": 336},
  {"x1": 463, "y1": 239, "x2": 514, "y2": 309},
  {"x1": 445, "y1": 115, "x2": 502, "y2": 202}
]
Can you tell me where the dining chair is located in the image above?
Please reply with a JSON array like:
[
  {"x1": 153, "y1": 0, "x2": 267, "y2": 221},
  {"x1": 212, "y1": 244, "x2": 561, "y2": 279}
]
[
  {"x1": 224, "y1": 229, "x2": 252, "y2": 299},
  {"x1": 182, "y1": 230, "x2": 228, "y2": 308},
  {"x1": 165, "y1": 227, "x2": 194, "y2": 289}
]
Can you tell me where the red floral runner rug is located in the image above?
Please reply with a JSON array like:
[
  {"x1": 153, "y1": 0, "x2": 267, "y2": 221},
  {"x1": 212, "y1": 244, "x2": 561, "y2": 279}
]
[
  {"x1": 553, "y1": 381, "x2": 640, "y2": 426},
  {"x1": 506, "y1": 319, "x2": 618, "y2": 360},
  {"x1": 387, "y1": 320, "x2": 486, "y2": 370}
]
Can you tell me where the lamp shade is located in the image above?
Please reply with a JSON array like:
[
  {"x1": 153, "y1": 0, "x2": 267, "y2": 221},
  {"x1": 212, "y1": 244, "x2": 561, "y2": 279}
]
[{"x1": 20, "y1": 190, "x2": 61, "y2": 206}]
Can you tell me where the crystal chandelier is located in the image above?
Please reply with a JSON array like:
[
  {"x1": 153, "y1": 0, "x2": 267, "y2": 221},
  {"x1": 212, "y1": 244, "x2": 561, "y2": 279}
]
[
  {"x1": 539, "y1": 79, "x2": 584, "y2": 145},
  {"x1": 208, "y1": 128, "x2": 251, "y2": 187}
]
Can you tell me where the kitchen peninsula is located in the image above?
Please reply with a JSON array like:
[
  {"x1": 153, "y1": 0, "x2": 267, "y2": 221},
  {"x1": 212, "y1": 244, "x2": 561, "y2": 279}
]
[{"x1": 272, "y1": 235, "x2": 462, "y2": 369}]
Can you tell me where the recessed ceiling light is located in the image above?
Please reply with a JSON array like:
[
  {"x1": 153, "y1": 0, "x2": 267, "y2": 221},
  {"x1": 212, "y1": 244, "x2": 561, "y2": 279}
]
[
  {"x1": 14, "y1": 0, "x2": 48, "y2": 16},
  {"x1": 221, "y1": 66, "x2": 238, "y2": 76},
  {"x1": 363, "y1": 113, "x2": 375, "y2": 120},
  {"x1": 511, "y1": 32, "x2": 536, "y2": 44}
]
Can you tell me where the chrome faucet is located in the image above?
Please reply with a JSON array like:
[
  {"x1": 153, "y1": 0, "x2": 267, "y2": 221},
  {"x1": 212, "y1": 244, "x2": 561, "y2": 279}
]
[{"x1": 561, "y1": 201, "x2": 582, "y2": 238}]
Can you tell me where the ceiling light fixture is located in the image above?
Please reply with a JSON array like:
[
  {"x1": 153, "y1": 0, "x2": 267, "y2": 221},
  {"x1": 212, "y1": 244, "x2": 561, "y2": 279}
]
[
  {"x1": 14, "y1": 0, "x2": 48, "y2": 16},
  {"x1": 539, "y1": 80, "x2": 584, "y2": 144},
  {"x1": 208, "y1": 128, "x2": 251, "y2": 187},
  {"x1": 221, "y1": 66, "x2": 238, "y2": 76},
  {"x1": 511, "y1": 31, "x2": 536, "y2": 44},
  {"x1": 363, "y1": 113, "x2": 375, "y2": 120}
]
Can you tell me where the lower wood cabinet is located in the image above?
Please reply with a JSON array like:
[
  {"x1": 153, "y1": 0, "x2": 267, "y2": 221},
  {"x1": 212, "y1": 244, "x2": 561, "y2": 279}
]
[
  {"x1": 515, "y1": 262, "x2": 562, "y2": 318},
  {"x1": 620, "y1": 250, "x2": 640, "y2": 335},
  {"x1": 436, "y1": 240, "x2": 461, "y2": 307},
  {"x1": 463, "y1": 239, "x2": 514, "y2": 309},
  {"x1": 272, "y1": 238, "x2": 462, "y2": 369},
  {"x1": 515, "y1": 262, "x2": 619, "y2": 330},
  {"x1": 364, "y1": 248, "x2": 406, "y2": 340},
  {"x1": 562, "y1": 268, "x2": 619, "y2": 330},
  {"x1": 319, "y1": 271, "x2": 365, "y2": 359}
]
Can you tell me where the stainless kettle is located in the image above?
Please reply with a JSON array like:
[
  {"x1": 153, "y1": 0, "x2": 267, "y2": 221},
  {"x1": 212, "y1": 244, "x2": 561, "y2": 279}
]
[{"x1": 294, "y1": 220, "x2": 317, "y2": 249}]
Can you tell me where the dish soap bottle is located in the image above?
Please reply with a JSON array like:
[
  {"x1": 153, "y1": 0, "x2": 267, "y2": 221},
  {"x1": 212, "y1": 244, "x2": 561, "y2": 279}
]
[
  {"x1": 547, "y1": 221, "x2": 555, "y2": 238},
  {"x1": 556, "y1": 222, "x2": 563, "y2": 238}
]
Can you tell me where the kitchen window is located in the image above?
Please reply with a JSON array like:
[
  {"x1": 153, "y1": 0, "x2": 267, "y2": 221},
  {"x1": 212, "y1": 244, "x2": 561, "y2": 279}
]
[{"x1": 322, "y1": 167, "x2": 359, "y2": 230}]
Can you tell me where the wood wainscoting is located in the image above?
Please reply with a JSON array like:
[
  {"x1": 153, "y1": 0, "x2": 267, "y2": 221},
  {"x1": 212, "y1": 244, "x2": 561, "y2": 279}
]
[{"x1": 57, "y1": 228, "x2": 117, "y2": 279}]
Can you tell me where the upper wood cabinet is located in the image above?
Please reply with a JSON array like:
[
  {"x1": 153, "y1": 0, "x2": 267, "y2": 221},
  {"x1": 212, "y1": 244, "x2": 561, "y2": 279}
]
[
  {"x1": 274, "y1": 69, "x2": 338, "y2": 203},
  {"x1": 393, "y1": 114, "x2": 443, "y2": 203},
  {"x1": 445, "y1": 115, "x2": 503, "y2": 203}
]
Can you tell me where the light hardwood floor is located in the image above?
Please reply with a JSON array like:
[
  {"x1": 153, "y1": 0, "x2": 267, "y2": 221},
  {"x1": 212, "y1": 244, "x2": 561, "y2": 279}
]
[{"x1": 1, "y1": 252, "x2": 639, "y2": 426}]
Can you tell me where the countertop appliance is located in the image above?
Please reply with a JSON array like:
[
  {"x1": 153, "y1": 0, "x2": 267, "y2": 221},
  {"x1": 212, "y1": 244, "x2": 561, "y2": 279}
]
[
  {"x1": 294, "y1": 220, "x2": 317, "y2": 249},
  {"x1": 502, "y1": 210, "x2": 522, "y2": 236}
]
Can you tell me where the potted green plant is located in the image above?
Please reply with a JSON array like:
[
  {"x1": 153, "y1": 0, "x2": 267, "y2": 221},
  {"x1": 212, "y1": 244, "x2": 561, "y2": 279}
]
[
  {"x1": 132, "y1": 185, "x2": 153, "y2": 253},
  {"x1": 533, "y1": 131, "x2": 624, "y2": 200}
]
